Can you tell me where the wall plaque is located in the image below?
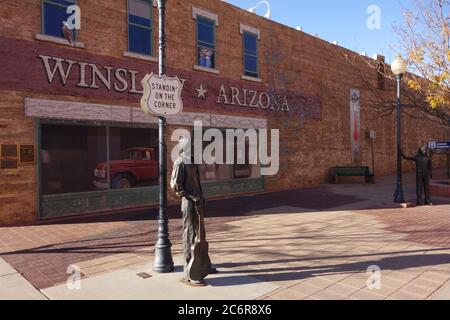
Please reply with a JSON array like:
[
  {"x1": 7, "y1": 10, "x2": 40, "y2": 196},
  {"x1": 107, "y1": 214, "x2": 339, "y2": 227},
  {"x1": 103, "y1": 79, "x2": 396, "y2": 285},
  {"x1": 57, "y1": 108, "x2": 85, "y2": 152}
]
[
  {"x1": 20, "y1": 145, "x2": 36, "y2": 164},
  {"x1": 1, "y1": 144, "x2": 18, "y2": 169}
]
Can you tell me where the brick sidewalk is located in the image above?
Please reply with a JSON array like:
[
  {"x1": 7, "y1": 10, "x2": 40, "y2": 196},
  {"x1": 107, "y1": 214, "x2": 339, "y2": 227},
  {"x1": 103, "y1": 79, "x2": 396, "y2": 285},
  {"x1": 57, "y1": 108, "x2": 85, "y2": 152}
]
[
  {"x1": 0, "y1": 186, "x2": 361, "y2": 289},
  {"x1": 1, "y1": 172, "x2": 450, "y2": 299},
  {"x1": 358, "y1": 205, "x2": 450, "y2": 248}
]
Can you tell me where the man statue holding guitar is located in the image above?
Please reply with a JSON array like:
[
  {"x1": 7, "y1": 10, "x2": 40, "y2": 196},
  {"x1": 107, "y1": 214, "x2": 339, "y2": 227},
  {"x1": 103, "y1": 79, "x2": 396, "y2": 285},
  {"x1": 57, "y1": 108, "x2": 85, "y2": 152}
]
[{"x1": 170, "y1": 137, "x2": 216, "y2": 286}]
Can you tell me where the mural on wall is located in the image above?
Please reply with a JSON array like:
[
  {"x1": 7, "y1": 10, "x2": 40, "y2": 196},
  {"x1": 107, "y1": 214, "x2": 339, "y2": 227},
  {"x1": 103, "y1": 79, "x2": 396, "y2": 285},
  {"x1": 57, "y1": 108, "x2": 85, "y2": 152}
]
[{"x1": 350, "y1": 89, "x2": 361, "y2": 164}]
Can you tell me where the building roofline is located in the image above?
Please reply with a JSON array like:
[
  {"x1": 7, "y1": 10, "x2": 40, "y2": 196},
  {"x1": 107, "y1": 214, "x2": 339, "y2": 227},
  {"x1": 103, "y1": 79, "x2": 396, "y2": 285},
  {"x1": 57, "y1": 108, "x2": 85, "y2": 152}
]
[{"x1": 218, "y1": 0, "x2": 382, "y2": 63}]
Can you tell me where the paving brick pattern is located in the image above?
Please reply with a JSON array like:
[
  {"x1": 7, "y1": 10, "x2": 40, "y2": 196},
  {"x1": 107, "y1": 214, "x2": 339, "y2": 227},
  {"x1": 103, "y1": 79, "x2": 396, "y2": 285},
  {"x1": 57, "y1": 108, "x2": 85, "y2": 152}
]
[
  {"x1": 359, "y1": 205, "x2": 450, "y2": 248},
  {"x1": 0, "y1": 187, "x2": 360, "y2": 289},
  {"x1": 0, "y1": 215, "x2": 241, "y2": 289},
  {"x1": 1, "y1": 173, "x2": 449, "y2": 299}
]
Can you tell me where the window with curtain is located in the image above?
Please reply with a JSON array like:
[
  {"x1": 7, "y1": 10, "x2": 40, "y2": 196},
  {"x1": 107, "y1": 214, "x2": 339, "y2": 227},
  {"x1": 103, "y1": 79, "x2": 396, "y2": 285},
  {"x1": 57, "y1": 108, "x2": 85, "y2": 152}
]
[
  {"x1": 243, "y1": 31, "x2": 258, "y2": 78},
  {"x1": 128, "y1": 0, "x2": 153, "y2": 56},
  {"x1": 196, "y1": 16, "x2": 216, "y2": 69},
  {"x1": 42, "y1": 0, "x2": 76, "y2": 38}
]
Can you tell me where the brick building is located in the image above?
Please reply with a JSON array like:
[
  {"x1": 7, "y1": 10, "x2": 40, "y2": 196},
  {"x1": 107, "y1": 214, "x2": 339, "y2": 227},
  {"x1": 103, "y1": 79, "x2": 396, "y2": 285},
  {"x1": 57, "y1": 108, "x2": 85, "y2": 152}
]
[{"x1": 0, "y1": 0, "x2": 448, "y2": 226}]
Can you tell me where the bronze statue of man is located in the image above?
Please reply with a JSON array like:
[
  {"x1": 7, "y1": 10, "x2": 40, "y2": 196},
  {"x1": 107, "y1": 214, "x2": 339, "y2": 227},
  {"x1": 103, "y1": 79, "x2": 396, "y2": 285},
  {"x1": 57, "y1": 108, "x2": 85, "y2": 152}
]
[
  {"x1": 402, "y1": 146, "x2": 433, "y2": 206},
  {"x1": 170, "y1": 138, "x2": 215, "y2": 286}
]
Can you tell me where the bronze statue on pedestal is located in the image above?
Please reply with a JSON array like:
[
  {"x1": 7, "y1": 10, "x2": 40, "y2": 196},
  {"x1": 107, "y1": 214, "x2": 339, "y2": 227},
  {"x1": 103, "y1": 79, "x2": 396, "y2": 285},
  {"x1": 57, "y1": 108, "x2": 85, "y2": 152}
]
[
  {"x1": 170, "y1": 138, "x2": 216, "y2": 286},
  {"x1": 402, "y1": 146, "x2": 433, "y2": 206}
]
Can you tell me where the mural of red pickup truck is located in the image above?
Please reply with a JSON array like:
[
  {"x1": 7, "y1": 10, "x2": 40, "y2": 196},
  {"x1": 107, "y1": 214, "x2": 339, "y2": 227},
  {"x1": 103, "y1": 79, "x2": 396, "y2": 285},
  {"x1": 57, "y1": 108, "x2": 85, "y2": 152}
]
[{"x1": 93, "y1": 148, "x2": 158, "y2": 189}]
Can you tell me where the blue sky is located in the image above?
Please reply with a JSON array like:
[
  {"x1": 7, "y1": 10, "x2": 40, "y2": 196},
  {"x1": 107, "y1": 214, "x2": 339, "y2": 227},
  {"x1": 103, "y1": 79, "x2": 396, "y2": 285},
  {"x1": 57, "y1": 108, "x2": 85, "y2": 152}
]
[{"x1": 226, "y1": 0, "x2": 412, "y2": 63}]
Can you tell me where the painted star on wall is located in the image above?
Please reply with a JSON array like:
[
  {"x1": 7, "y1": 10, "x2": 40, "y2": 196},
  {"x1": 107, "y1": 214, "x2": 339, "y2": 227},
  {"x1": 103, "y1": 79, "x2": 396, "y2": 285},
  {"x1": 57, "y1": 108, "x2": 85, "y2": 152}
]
[{"x1": 195, "y1": 84, "x2": 208, "y2": 99}]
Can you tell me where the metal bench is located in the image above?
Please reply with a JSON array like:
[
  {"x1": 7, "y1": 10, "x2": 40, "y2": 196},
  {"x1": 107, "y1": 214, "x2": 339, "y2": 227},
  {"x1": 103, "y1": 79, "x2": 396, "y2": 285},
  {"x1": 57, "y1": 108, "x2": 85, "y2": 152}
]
[{"x1": 330, "y1": 166, "x2": 374, "y2": 184}]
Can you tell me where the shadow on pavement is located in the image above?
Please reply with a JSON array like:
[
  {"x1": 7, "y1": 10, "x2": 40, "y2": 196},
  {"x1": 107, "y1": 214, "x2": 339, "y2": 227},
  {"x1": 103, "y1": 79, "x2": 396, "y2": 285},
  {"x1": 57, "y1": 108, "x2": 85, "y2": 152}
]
[{"x1": 209, "y1": 250, "x2": 450, "y2": 286}]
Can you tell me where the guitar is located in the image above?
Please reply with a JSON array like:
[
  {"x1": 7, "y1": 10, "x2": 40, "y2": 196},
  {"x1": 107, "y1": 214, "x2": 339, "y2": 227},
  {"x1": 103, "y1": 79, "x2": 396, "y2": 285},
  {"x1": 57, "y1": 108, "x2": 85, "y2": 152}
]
[{"x1": 186, "y1": 199, "x2": 212, "y2": 282}]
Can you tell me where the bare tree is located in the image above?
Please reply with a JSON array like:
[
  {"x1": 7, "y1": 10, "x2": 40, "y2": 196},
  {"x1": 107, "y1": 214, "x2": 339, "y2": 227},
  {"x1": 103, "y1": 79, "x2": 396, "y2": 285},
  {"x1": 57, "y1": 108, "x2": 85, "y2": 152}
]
[{"x1": 344, "y1": 0, "x2": 450, "y2": 127}]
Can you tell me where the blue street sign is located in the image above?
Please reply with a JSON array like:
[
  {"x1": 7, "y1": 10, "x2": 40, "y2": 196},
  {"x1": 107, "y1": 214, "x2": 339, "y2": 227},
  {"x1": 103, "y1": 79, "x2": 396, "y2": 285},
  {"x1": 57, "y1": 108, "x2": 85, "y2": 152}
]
[{"x1": 428, "y1": 141, "x2": 450, "y2": 150}]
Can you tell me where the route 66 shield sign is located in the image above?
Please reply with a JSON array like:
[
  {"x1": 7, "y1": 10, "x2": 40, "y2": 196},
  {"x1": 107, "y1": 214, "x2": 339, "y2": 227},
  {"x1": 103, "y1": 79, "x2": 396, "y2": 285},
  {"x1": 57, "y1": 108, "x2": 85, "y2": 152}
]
[{"x1": 140, "y1": 73, "x2": 184, "y2": 117}]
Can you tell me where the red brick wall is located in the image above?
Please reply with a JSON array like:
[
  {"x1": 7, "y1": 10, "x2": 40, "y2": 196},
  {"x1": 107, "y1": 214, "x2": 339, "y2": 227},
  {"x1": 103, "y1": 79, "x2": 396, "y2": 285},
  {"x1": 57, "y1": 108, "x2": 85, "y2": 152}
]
[{"x1": 0, "y1": 0, "x2": 449, "y2": 225}]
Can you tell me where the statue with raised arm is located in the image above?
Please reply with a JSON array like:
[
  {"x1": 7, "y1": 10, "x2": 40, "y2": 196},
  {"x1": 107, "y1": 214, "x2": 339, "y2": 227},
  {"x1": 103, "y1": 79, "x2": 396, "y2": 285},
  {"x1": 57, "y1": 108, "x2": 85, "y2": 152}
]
[
  {"x1": 402, "y1": 146, "x2": 433, "y2": 206},
  {"x1": 170, "y1": 137, "x2": 216, "y2": 286}
]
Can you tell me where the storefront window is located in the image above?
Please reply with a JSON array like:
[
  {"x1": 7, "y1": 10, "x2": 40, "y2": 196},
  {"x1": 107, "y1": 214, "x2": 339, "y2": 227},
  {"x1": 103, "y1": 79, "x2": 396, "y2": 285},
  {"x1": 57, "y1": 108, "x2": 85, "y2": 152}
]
[
  {"x1": 108, "y1": 127, "x2": 159, "y2": 189},
  {"x1": 41, "y1": 124, "x2": 106, "y2": 195},
  {"x1": 41, "y1": 123, "x2": 158, "y2": 195},
  {"x1": 199, "y1": 129, "x2": 261, "y2": 182}
]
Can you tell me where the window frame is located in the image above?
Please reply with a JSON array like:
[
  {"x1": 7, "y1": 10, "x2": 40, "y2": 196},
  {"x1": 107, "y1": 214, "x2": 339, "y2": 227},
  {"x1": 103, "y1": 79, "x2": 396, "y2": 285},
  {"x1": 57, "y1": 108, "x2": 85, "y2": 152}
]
[
  {"x1": 198, "y1": 126, "x2": 261, "y2": 182},
  {"x1": 41, "y1": 0, "x2": 78, "y2": 40},
  {"x1": 243, "y1": 31, "x2": 259, "y2": 79},
  {"x1": 196, "y1": 15, "x2": 217, "y2": 69},
  {"x1": 127, "y1": 0, "x2": 154, "y2": 57}
]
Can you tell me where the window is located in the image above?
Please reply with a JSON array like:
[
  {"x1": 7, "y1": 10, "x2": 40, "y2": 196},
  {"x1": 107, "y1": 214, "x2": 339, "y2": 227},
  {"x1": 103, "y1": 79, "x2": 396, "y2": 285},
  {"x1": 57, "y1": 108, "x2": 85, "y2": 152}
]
[
  {"x1": 42, "y1": 0, "x2": 76, "y2": 39},
  {"x1": 41, "y1": 123, "x2": 159, "y2": 195},
  {"x1": 198, "y1": 129, "x2": 261, "y2": 182},
  {"x1": 196, "y1": 16, "x2": 216, "y2": 69},
  {"x1": 128, "y1": 0, "x2": 153, "y2": 56},
  {"x1": 243, "y1": 31, "x2": 258, "y2": 78}
]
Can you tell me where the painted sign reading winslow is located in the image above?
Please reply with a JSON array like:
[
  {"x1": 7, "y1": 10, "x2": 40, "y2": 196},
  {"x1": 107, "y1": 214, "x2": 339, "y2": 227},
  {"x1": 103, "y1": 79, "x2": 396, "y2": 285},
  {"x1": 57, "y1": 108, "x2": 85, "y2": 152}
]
[
  {"x1": 0, "y1": 36, "x2": 322, "y2": 121},
  {"x1": 37, "y1": 54, "x2": 295, "y2": 113},
  {"x1": 39, "y1": 54, "x2": 144, "y2": 94}
]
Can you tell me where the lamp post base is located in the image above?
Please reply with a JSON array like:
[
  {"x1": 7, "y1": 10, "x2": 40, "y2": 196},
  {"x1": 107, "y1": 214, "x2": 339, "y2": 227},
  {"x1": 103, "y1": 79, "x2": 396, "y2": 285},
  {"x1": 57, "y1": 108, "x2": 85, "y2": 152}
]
[
  {"x1": 394, "y1": 186, "x2": 406, "y2": 205},
  {"x1": 153, "y1": 249, "x2": 174, "y2": 273},
  {"x1": 153, "y1": 217, "x2": 174, "y2": 273}
]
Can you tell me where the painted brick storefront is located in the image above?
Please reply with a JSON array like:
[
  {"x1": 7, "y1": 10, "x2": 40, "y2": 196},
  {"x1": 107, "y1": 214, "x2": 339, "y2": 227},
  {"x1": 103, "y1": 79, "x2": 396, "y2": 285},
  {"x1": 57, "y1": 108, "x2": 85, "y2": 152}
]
[{"x1": 0, "y1": 0, "x2": 448, "y2": 225}]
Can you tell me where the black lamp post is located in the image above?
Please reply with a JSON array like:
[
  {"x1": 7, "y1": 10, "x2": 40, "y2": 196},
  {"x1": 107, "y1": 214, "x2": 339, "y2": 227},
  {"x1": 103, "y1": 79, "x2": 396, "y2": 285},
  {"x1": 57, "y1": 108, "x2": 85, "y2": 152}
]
[
  {"x1": 391, "y1": 54, "x2": 408, "y2": 205},
  {"x1": 153, "y1": 0, "x2": 174, "y2": 273}
]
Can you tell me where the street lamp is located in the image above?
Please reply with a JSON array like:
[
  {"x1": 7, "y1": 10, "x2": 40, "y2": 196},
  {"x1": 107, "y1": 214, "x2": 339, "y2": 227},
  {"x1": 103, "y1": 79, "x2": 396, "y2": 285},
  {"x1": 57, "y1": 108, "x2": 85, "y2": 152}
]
[
  {"x1": 248, "y1": 1, "x2": 271, "y2": 19},
  {"x1": 153, "y1": 0, "x2": 174, "y2": 274},
  {"x1": 391, "y1": 54, "x2": 408, "y2": 205}
]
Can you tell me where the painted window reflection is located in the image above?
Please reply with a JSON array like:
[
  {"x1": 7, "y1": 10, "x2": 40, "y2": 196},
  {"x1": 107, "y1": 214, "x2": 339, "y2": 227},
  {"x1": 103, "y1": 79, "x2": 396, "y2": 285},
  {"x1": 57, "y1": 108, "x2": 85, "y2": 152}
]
[
  {"x1": 197, "y1": 16, "x2": 216, "y2": 69},
  {"x1": 243, "y1": 31, "x2": 258, "y2": 78},
  {"x1": 41, "y1": 124, "x2": 158, "y2": 195},
  {"x1": 128, "y1": 0, "x2": 153, "y2": 56},
  {"x1": 42, "y1": 0, "x2": 76, "y2": 39}
]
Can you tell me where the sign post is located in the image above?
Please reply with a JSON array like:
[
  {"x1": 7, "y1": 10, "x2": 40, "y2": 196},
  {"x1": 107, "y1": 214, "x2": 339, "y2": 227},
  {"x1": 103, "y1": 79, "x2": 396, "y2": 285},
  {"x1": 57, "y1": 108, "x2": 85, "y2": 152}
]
[
  {"x1": 140, "y1": 0, "x2": 184, "y2": 274},
  {"x1": 428, "y1": 141, "x2": 450, "y2": 179}
]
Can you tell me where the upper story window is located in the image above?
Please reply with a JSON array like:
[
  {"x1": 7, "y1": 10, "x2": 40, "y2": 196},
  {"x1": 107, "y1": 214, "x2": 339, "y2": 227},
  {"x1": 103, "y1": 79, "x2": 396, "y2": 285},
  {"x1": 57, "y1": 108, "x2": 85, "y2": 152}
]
[
  {"x1": 42, "y1": 0, "x2": 76, "y2": 39},
  {"x1": 197, "y1": 16, "x2": 216, "y2": 69},
  {"x1": 192, "y1": 7, "x2": 219, "y2": 72},
  {"x1": 243, "y1": 32, "x2": 258, "y2": 78},
  {"x1": 128, "y1": 0, "x2": 153, "y2": 56},
  {"x1": 240, "y1": 24, "x2": 260, "y2": 79}
]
